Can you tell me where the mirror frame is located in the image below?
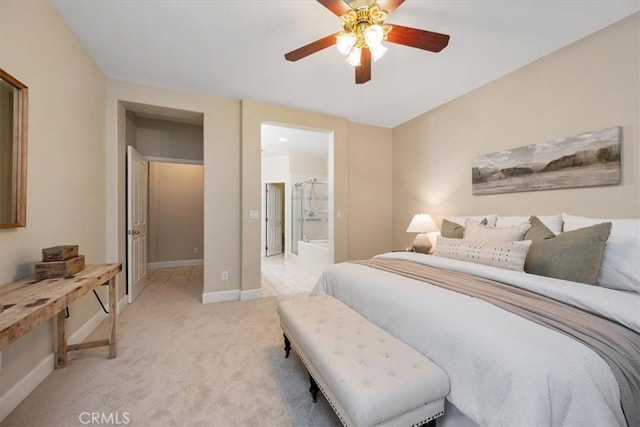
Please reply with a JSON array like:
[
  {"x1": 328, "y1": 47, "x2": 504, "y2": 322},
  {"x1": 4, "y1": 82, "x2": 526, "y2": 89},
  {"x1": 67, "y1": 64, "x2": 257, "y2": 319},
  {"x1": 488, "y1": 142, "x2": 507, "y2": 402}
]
[{"x1": 0, "y1": 68, "x2": 28, "y2": 228}]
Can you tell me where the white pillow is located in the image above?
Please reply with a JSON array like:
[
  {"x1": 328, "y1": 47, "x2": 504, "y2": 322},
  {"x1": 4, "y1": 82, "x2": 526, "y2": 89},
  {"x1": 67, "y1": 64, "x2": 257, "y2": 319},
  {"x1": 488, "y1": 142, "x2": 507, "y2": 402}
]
[
  {"x1": 450, "y1": 214, "x2": 497, "y2": 227},
  {"x1": 434, "y1": 236, "x2": 532, "y2": 272},
  {"x1": 463, "y1": 219, "x2": 531, "y2": 242},
  {"x1": 496, "y1": 215, "x2": 563, "y2": 234},
  {"x1": 561, "y1": 213, "x2": 639, "y2": 293}
]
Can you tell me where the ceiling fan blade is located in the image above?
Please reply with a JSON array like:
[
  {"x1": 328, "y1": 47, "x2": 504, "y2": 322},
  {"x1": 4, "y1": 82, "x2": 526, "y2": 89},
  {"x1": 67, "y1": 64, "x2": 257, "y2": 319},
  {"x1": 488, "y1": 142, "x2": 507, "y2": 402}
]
[
  {"x1": 355, "y1": 48, "x2": 371, "y2": 84},
  {"x1": 376, "y1": 0, "x2": 405, "y2": 14},
  {"x1": 284, "y1": 33, "x2": 338, "y2": 62},
  {"x1": 316, "y1": 0, "x2": 351, "y2": 17},
  {"x1": 386, "y1": 24, "x2": 450, "y2": 52}
]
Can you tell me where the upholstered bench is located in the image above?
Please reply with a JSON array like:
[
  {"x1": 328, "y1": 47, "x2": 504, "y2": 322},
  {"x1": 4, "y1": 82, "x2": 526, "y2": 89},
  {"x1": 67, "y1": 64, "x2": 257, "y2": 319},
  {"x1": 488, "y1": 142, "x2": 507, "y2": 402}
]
[{"x1": 277, "y1": 295, "x2": 450, "y2": 427}]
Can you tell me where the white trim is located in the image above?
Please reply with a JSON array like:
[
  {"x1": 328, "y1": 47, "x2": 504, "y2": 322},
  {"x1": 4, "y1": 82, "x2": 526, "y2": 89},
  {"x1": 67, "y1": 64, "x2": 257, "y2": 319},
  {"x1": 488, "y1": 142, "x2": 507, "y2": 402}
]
[
  {"x1": 201, "y1": 289, "x2": 240, "y2": 304},
  {"x1": 240, "y1": 289, "x2": 263, "y2": 301},
  {"x1": 147, "y1": 259, "x2": 203, "y2": 270},
  {"x1": 144, "y1": 155, "x2": 202, "y2": 165},
  {"x1": 0, "y1": 354, "x2": 54, "y2": 422}
]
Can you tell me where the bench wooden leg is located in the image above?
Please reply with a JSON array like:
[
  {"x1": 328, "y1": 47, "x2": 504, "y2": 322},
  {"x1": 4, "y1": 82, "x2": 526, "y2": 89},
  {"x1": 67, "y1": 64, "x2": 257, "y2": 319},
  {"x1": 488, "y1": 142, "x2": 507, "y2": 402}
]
[
  {"x1": 108, "y1": 277, "x2": 117, "y2": 359},
  {"x1": 283, "y1": 334, "x2": 291, "y2": 358},
  {"x1": 309, "y1": 374, "x2": 319, "y2": 403},
  {"x1": 56, "y1": 309, "x2": 68, "y2": 368}
]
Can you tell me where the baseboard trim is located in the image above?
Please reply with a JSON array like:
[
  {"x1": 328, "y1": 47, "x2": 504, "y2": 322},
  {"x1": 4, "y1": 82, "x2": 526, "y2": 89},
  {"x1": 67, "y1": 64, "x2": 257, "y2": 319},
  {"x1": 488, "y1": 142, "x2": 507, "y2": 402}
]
[
  {"x1": 0, "y1": 295, "x2": 128, "y2": 422},
  {"x1": 201, "y1": 290, "x2": 240, "y2": 304},
  {"x1": 147, "y1": 259, "x2": 203, "y2": 270},
  {"x1": 117, "y1": 296, "x2": 128, "y2": 314},
  {"x1": 0, "y1": 354, "x2": 54, "y2": 422},
  {"x1": 240, "y1": 289, "x2": 263, "y2": 301}
]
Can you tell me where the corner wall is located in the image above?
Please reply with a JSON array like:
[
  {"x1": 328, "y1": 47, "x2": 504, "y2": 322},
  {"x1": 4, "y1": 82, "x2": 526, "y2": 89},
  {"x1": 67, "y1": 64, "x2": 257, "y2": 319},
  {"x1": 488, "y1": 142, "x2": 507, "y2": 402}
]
[
  {"x1": 392, "y1": 13, "x2": 640, "y2": 249},
  {"x1": 348, "y1": 123, "x2": 393, "y2": 259},
  {"x1": 0, "y1": 0, "x2": 107, "y2": 414}
]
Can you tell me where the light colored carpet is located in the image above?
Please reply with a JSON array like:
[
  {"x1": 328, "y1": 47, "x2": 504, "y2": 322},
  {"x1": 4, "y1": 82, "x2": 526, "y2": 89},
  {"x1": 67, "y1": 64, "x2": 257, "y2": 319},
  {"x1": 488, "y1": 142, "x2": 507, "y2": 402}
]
[{"x1": 3, "y1": 267, "x2": 340, "y2": 426}]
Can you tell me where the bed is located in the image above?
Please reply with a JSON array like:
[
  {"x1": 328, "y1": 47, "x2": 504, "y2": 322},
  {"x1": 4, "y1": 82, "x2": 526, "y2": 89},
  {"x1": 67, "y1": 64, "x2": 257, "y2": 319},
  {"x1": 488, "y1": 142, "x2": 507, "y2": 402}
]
[{"x1": 310, "y1": 213, "x2": 640, "y2": 427}]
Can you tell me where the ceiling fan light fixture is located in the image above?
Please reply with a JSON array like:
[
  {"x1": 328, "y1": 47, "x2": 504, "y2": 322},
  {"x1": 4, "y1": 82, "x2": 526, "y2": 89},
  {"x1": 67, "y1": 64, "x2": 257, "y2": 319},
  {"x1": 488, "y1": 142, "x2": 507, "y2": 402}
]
[
  {"x1": 283, "y1": 0, "x2": 451, "y2": 84},
  {"x1": 346, "y1": 46, "x2": 362, "y2": 66},
  {"x1": 364, "y1": 24, "x2": 384, "y2": 47},
  {"x1": 370, "y1": 43, "x2": 388, "y2": 62},
  {"x1": 336, "y1": 32, "x2": 357, "y2": 56}
]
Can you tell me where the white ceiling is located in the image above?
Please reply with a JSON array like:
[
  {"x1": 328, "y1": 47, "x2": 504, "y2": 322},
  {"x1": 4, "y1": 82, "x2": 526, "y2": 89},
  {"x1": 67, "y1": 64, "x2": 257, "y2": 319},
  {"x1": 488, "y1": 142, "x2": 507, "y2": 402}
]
[
  {"x1": 261, "y1": 124, "x2": 330, "y2": 159},
  {"x1": 53, "y1": 0, "x2": 639, "y2": 128}
]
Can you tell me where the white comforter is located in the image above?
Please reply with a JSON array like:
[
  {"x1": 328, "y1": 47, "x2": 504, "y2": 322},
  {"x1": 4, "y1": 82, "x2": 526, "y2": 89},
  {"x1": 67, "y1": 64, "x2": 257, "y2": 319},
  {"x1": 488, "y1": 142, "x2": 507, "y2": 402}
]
[{"x1": 311, "y1": 252, "x2": 640, "y2": 427}]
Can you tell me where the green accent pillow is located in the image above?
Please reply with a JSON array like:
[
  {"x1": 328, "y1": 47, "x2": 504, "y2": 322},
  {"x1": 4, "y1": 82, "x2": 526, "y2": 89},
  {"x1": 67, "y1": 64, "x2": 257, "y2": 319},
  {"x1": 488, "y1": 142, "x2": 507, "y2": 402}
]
[
  {"x1": 524, "y1": 215, "x2": 555, "y2": 242},
  {"x1": 441, "y1": 218, "x2": 487, "y2": 239},
  {"x1": 524, "y1": 220, "x2": 612, "y2": 284}
]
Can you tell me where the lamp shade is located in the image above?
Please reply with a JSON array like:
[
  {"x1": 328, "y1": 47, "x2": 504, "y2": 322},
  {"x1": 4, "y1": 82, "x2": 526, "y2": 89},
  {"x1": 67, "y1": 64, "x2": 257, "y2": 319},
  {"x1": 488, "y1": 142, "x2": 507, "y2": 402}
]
[{"x1": 406, "y1": 213, "x2": 438, "y2": 233}]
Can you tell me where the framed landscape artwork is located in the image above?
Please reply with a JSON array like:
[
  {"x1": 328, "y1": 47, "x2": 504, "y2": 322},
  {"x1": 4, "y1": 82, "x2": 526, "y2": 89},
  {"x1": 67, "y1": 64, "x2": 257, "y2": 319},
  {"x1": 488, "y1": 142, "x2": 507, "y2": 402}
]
[{"x1": 472, "y1": 126, "x2": 621, "y2": 195}]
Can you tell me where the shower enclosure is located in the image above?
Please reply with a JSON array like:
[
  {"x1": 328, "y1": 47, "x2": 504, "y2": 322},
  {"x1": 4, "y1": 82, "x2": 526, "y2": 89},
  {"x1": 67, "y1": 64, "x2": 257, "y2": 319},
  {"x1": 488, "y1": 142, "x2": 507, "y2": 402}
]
[{"x1": 291, "y1": 179, "x2": 328, "y2": 255}]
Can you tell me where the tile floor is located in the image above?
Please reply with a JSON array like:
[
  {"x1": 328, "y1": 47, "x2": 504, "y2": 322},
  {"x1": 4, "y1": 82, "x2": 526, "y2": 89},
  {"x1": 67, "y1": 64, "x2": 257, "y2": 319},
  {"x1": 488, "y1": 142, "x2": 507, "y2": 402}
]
[{"x1": 261, "y1": 253, "x2": 320, "y2": 297}]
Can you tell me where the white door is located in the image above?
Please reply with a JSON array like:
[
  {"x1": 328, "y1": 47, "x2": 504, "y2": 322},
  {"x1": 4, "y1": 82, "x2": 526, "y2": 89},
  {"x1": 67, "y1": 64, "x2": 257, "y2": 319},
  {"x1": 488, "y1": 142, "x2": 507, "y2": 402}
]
[
  {"x1": 265, "y1": 183, "x2": 283, "y2": 256},
  {"x1": 127, "y1": 146, "x2": 149, "y2": 303}
]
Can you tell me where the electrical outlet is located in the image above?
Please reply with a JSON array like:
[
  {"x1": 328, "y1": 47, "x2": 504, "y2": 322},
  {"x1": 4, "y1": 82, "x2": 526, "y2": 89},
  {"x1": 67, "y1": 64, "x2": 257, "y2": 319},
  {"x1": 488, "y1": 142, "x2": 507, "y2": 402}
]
[
  {"x1": 193, "y1": 247, "x2": 198, "y2": 255},
  {"x1": 221, "y1": 271, "x2": 229, "y2": 280}
]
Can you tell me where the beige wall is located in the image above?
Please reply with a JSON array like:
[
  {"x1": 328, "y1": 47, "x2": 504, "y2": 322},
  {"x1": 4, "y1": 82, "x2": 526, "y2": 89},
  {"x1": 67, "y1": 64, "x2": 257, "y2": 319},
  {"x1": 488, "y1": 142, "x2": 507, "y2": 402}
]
[
  {"x1": 135, "y1": 117, "x2": 203, "y2": 161},
  {"x1": 348, "y1": 122, "x2": 393, "y2": 259},
  {"x1": 392, "y1": 13, "x2": 640, "y2": 249},
  {"x1": 0, "y1": 0, "x2": 107, "y2": 404},
  {"x1": 148, "y1": 162, "x2": 204, "y2": 263}
]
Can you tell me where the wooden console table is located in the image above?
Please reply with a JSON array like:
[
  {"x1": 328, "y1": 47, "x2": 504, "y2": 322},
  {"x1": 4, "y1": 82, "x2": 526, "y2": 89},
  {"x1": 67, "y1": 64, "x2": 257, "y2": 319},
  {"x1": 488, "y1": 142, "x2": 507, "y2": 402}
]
[{"x1": 0, "y1": 263, "x2": 122, "y2": 368}]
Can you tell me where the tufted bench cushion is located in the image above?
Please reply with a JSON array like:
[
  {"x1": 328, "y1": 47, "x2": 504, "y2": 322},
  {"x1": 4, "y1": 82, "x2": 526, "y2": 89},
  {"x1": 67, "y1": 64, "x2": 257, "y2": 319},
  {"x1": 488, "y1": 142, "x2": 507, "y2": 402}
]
[{"x1": 277, "y1": 295, "x2": 450, "y2": 427}]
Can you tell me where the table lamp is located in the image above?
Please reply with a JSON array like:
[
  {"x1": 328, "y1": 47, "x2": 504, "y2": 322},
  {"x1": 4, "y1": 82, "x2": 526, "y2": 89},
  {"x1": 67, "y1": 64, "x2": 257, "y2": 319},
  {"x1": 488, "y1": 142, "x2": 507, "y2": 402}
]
[{"x1": 406, "y1": 213, "x2": 438, "y2": 253}]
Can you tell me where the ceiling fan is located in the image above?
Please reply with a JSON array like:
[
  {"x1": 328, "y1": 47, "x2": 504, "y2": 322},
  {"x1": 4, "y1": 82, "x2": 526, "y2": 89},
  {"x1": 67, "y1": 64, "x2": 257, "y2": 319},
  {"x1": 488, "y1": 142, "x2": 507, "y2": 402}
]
[{"x1": 284, "y1": 0, "x2": 450, "y2": 84}]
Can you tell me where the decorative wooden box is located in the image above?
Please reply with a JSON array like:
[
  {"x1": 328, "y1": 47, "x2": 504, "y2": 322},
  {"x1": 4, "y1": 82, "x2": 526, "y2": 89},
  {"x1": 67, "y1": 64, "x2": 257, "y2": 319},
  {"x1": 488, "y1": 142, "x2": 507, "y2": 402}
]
[
  {"x1": 42, "y1": 245, "x2": 79, "y2": 262},
  {"x1": 35, "y1": 245, "x2": 85, "y2": 280}
]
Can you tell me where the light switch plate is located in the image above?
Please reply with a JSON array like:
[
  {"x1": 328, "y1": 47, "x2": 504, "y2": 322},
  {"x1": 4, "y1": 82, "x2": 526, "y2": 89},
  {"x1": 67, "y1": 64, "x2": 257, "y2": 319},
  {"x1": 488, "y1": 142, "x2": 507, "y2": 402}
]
[{"x1": 249, "y1": 210, "x2": 259, "y2": 219}]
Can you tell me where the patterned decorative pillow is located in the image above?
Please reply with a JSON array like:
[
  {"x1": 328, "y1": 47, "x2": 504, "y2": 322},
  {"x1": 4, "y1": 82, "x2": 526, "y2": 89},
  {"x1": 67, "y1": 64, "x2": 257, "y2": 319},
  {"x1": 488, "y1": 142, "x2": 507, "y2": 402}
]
[
  {"x1": 434, "y1": 237, "x2": 532, "y2": 271},
  {"x1": 463, "y1": 219, "x2": 531, "y2": 242}
]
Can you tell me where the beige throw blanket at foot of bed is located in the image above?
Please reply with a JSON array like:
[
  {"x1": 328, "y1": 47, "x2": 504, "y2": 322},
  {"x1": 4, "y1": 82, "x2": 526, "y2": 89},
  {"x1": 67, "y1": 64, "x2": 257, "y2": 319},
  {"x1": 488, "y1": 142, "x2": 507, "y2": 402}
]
[{"x1": 352, "y1": 259, "x2": 640, "y2": 427}]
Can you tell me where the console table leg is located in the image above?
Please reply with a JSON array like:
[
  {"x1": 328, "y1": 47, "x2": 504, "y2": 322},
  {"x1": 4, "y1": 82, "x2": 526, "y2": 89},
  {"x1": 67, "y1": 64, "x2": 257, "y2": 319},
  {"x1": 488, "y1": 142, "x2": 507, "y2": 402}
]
[
  {"x1": 108, "y1": 277, "x2": 117, "y2": 359},
  {"x1": 56, "y1": 310, "x2": 67, "y2": 368}
]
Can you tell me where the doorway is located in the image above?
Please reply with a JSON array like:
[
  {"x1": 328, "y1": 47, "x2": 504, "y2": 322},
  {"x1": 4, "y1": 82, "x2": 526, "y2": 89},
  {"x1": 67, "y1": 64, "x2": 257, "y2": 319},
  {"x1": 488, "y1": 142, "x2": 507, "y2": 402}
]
[
  {"x1": 260, "y1": 123, "x2": 331, "y2": 296},
  {"x1": 124, "y1": 105, "x2": 204, "y2": 303}
]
